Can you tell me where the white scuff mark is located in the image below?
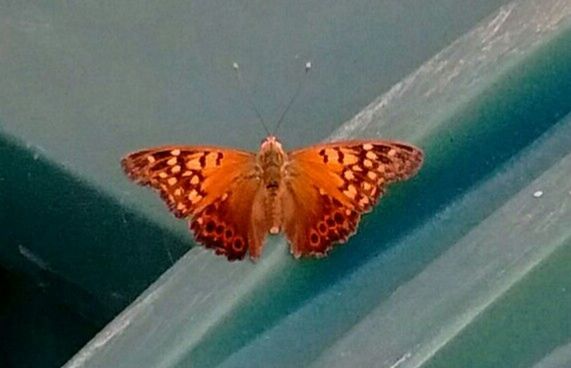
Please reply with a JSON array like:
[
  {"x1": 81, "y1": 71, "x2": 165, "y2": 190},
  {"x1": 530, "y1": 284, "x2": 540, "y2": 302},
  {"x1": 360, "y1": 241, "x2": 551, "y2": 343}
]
[
  {"x1": 333, "y1": 76, "x2": 409, "y2": 139},
  {"x1": 480, "y1": 4, "x2": 515, "y2": 45},
  {"x1": 18, "y1": 245, "x2": 51, "y2": 272},
  {"x1": 388, "y1": 352, "x2": 412, "y2": 368}
]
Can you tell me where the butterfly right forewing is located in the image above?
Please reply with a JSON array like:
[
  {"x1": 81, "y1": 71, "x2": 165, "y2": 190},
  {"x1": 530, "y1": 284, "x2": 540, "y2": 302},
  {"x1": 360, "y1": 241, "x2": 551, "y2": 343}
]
[{"x1": 283, "y1": 140, "x2": 423, "y2": 257}]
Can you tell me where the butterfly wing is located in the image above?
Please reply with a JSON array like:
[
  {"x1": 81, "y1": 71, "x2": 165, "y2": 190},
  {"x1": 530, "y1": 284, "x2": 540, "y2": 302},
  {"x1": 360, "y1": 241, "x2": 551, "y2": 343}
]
[
  {"x1": 121, "y1": 146, "x2": 268, "y2": 260},
  {"x1": 282, "y1": 140, "x2": 423, "y2": 258}
]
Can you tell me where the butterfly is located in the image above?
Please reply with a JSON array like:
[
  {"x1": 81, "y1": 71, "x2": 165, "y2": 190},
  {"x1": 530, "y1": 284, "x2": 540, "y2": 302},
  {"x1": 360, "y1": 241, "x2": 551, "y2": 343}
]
[{"x1": 121, "y1": 136, "x2": 423, "y2": 261}]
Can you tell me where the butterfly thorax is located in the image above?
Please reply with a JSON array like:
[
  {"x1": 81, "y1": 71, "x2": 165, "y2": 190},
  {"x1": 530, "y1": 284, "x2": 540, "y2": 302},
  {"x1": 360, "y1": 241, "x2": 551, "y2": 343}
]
[{"x1": 257, "y1": 136, "x2": 287, "y2": 194}]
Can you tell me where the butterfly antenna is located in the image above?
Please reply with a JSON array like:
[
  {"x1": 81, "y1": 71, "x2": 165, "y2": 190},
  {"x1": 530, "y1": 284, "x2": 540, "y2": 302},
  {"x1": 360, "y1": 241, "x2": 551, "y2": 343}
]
[
  {"x1": 232, "y1": 62, "x2": 271, "y2": 136},
  {"x1": 273, "y1": 61, "x2": 312, "y2": 135}
]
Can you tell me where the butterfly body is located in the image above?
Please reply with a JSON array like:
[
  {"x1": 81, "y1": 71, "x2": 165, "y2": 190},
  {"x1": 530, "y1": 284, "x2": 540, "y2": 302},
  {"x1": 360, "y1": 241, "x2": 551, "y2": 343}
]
[
  {"x1": 257, "y1": 135, "x2": 286, "y2": 193},
  {"x1": 122, "y1": 136, "x2": 423, "y2": 261}
]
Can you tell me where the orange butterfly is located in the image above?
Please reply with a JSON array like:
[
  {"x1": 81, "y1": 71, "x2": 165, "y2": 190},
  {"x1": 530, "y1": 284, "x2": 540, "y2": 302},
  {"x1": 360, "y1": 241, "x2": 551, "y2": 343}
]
[{"x1": 121, "y1": 136, "x2": 423, "y2": 261}]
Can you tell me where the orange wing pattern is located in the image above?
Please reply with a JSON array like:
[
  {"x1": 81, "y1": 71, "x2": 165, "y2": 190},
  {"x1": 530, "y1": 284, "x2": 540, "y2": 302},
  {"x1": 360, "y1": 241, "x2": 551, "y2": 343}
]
[
  {"x1": 122, "y1": 139, "x2": 423, "y2": 261},
  {"x1": 121, "y1": 146, "x2": 266, "y2": 260},
  {"x1": 283, "y1": 141, "x2": 423, "y2": 257}
]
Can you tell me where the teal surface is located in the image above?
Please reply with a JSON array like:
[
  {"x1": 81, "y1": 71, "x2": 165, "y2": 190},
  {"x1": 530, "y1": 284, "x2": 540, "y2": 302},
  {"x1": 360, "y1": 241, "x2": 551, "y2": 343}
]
[
  {"x1": 424, "y1": 238, "x2": 571, "y2": 368},
  {"x1": 1, "y1": 1, "x2": 570, "y2": 368}
]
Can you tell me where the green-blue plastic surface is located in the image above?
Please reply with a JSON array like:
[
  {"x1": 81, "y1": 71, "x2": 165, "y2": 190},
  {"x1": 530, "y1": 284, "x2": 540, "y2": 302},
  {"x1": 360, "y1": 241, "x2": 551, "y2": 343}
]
[{"x1": 1, "y1": 1, "x2": 570, "y2": 368}]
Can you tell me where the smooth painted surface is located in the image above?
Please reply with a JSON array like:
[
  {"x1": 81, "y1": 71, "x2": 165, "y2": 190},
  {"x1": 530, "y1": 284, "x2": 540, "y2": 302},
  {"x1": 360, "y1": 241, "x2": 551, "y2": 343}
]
[
  {"x1": 1, "y1": 1, "x2": 517, "y2": 367},
  {"x1": 60, "y1": 1, "x2": 571, "y2": 367}
]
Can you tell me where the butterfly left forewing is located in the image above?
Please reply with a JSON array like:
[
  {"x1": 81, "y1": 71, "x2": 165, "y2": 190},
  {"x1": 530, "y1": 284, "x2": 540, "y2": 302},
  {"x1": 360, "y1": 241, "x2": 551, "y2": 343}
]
[
  {"x1": 283, "y1": 140, "x2": 423, "y2": 257},
  {"x1": 122, "y1": 146, "x2": 255, "y2": 216},
  {"x1": 122, "y1": 146, "x2": 268, "y2": 260}
]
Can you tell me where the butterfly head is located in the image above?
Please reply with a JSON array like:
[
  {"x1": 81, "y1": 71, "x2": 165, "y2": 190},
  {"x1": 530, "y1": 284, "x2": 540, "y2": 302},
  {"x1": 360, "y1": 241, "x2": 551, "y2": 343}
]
[{"x1": 260, "y1": 135, "x2": 283, "y2": 151}]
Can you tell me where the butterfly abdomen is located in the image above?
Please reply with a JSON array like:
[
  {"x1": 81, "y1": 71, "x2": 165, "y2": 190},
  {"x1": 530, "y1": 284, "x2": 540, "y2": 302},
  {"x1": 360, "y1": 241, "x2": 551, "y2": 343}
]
[{"x1": 262, "y1": 167, "x2": 282, "y2": 191}]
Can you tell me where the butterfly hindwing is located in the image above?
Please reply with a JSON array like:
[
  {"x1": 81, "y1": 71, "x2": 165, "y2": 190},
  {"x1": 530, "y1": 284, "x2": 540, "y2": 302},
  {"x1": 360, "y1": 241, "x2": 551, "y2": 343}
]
[
  {"x1": 282, "y1": 173, "x2": 362, "y2": 257},
  {"x1": 283, "y1": 140, "x2": 423, "y2": 257},
  {"x1": 189, "y1": 176, "x2": 270, "y2": 260}
]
